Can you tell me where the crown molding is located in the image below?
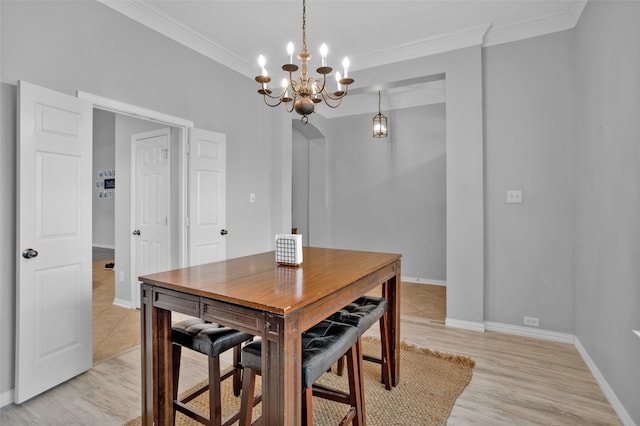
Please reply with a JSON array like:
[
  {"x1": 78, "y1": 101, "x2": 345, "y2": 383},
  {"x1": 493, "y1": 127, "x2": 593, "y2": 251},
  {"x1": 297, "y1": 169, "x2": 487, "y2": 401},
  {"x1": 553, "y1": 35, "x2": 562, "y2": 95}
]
[
  {"x1": 352, "y1": 23, "x2": 492, "y2": 71},
  {"x1": 484, "y1": 0, "x2": 587, "y2": 47},
  {"x1": 99, "y1": 0, "x2": 586, "y2": 78},
  {"x1": 97, "y1": 0, "x2": 257, "y2": 78}
]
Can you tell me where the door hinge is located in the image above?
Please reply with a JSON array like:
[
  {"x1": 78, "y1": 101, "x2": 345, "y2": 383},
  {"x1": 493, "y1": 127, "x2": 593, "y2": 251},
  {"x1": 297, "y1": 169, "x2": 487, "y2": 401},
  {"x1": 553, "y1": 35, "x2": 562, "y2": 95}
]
[
  {"x1": 185, "y1": 216, "x2": 190, "y2": 227},
  {"x1": 186, "y1": 142, "x2": 190, "y2": 155}
]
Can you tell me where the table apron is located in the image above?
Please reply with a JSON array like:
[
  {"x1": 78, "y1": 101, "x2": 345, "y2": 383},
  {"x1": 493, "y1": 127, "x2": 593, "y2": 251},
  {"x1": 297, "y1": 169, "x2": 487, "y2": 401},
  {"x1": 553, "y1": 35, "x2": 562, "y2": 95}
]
[{"x1": 299, "y1": 261, "x2": 399, "y2": 330}]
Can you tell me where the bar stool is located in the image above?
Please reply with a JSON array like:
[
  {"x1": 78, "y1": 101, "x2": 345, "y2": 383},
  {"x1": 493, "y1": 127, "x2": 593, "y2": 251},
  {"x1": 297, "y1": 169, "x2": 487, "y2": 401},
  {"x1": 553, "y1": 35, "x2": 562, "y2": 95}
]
[
  {"x1": 238, "y1": 320, "x2": 364, "y2": 426},
  {"x1": 172, "y1": 318, "x2": 253, "y2": 426},
  {"x1": 329, "y1": 296, "x2": 392, "y2": 390}
]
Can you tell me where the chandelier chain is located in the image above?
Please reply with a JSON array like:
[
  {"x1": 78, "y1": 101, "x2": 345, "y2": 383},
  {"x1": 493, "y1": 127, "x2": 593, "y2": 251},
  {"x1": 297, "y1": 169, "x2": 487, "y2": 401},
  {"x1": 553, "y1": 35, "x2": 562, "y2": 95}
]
[{"x1": 302, "y1": 0, "x2": 307, "y2": 53}]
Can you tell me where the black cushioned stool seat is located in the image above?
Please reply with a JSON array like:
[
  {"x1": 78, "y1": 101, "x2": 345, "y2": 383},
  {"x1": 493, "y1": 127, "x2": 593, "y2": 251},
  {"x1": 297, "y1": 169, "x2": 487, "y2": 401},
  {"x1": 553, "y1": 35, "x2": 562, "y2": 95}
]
[
  {"x1": 238, "y1": 320, "x2": 364, "y2": 426},
  {"x1": 329, "y1": 296, "x2": 392, "y2": 390},
  {"x1": 172, "y1": 318, "x2": 253, "y2": 426}
]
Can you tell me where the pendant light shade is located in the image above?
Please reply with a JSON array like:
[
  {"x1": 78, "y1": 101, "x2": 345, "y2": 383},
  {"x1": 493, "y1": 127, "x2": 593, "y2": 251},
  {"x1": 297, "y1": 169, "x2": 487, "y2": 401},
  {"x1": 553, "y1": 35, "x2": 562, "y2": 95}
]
[{"x1": 373, "y1": 91, "x2": 388, "y2": 138}]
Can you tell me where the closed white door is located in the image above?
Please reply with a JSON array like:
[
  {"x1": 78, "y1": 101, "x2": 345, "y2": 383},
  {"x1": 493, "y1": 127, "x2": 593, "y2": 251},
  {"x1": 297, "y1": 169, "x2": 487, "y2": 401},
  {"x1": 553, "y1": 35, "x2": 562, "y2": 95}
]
[
  {"x1": 15, "y1": 81, "x2": 93, "y2": 403},
  {"x1": 132, "y1": 128, "x2": 171, "y2": 307},
  {"x1": 188, "y1": 128, "x2": 227, "y2": 265}
]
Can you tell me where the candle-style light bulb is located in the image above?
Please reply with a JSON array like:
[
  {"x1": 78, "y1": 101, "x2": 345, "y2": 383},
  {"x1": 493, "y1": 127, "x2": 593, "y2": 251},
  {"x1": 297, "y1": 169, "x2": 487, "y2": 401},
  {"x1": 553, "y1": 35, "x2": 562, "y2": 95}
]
[
  {"x1": 335, "y1": 71, "x2": 342, "y2": 91},
  {"x1": 281, "y1": 78, "x2": 289, "y2": 98},
  {"x1": 342, "y1": 57, "x2": 350, "y2": 79},
  {"x1": 258, "y1": 55, "x2": 268, "y2": 77},
  {"x1": 287, "y1": 42, "x2": 294, "y2": 64},
  {"x1": 320, "y1": 43, "x2": 328, "y2": 66}
]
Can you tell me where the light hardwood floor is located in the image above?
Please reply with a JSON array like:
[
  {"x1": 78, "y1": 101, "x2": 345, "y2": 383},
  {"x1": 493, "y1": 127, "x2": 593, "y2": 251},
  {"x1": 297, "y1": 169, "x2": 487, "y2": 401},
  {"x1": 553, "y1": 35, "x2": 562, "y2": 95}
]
[{"x1": 0, "y1": 282, "x2": 621, "y2": 425}]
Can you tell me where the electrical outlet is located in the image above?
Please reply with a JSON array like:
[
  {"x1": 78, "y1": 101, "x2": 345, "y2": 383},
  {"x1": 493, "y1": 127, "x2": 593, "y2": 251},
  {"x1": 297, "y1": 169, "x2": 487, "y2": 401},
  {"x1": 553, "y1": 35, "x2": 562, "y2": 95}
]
[
  {"x1": 524, "y1": 316, "x2": 539, "y2": 327},
  {"x1": 507, "y1": 190, "x2": 523, "y2": 203},
  {"x1": 119, "y1": 271, "x2": 124, "y2": 282}
]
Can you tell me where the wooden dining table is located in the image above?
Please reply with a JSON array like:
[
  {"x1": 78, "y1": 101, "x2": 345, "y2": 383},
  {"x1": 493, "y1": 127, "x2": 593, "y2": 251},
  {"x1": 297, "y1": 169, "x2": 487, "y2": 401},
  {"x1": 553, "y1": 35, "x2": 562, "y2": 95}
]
[{"x1": 138, "y1": 246, "x2": 402, "y2": 426}]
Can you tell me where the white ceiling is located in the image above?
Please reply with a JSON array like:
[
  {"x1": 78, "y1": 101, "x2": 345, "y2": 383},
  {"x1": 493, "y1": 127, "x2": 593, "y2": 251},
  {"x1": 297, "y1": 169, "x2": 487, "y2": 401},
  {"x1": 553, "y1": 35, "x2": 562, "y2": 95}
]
[{"x1": 99, "y1": 0, "x2": 586, "y2": 118}]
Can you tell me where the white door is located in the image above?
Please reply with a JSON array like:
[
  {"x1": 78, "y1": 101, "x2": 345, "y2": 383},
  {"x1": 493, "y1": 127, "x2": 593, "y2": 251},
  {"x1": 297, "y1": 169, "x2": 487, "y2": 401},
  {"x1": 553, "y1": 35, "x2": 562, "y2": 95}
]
[
  {"x1": 16, "y1": 81, "x2": 93, "y2": 403},
  {"x1": 131, "y1": 128, "x2": 171, "y2": 307},
  {"x1": 188, "y1": 128, "x2": 227, "y2": 265}
]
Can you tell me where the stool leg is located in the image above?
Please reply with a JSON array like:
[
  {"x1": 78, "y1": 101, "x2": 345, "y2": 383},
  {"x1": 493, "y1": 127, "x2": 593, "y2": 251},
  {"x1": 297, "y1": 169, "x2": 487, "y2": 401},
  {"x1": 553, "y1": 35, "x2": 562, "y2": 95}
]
[
  {"x1": 346, "y1": 344, "x2": 365, "y2": 426},
  {"x1": 336, "y1": 356, "x2": 345, "y2": 376},
  {"x1": 302, "y1": 386, "x2": 314, "y2": 426},
  {"x1": 379, "y1": 313, "x2": 392, "y2": 391},
  {"x1": 172, "y1": 344, "x2": 182, "y2": 422},
  {"x1": 209, "y1": 355, "x2": 222, "y2": 426},
  {"x1": 239, "y1": 368, "x2": 257, "y2": 426},
  {"x1": 232, "y1": 345, "x2": 242, "y2": 397}
]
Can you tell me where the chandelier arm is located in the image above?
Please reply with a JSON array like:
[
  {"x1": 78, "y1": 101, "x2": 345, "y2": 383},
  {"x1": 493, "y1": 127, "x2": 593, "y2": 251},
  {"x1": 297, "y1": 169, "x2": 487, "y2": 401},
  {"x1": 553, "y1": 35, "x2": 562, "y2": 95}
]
[
  {"x1": 318, "y1": 91, "x2": 343, "y2": 109},
  {"x1": 284, "y1": 98, "x2": 295, "y2": 113},
  {"x1": 262, "y1": 95, "x2": 284, "y2": 108},
  {"x1": 319, "y1": 87, "x2": 348, "y2": 102},
  {"x1": 261, "y1": 83, "x2": 289, "y2": 102},
  {"x1": 290, "y1": 78, "x2": 300, "y2": 93},
  {"x1": 312, "y1": 75, "x2": 327, "y2": 95}
]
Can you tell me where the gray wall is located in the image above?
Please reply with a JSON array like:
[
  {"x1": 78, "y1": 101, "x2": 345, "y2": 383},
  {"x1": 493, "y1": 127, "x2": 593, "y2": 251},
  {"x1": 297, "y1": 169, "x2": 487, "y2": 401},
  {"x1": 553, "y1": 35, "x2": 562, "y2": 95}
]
[
  {"x1": 0, "y1": 0, "x2": 289, "y2": 397},
  {"x1": 319, "y1": 104, "x2": 446, "y2": 281},
  {"x1": 484, "y1": 31, "x2": 576, "y2": 332},
  {"x1": 573, "y1": 0, "x2": 640, "y2": 422},
  {"x1": 292, "y1": 128, "x2": 310, "y2": 243},
  {"x1": 92, "y1": 109, "x2": 116, "y2": 249}
]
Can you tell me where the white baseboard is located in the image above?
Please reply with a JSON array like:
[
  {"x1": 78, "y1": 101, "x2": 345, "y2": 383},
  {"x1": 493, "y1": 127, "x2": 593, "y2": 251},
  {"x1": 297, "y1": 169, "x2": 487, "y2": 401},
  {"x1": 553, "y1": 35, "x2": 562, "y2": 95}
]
[
  {"x1": 92, "y1": 244, "x2": 115, "y2": 250},
  {"x1": 484, "y1": 321, "x2": 575, "y2": 344},
  {"x1": 113, "y1": 297, "x2": 134, "y2": 309},
  {"x1": 0, "y1": 388, "x2": 14, "y2": 408},
  {"x1": 445, "y1": 317, "x2": 486, "y2": 332},
  {"x1": 574, "y1": 337, "x2": 636, "y2": 426},
  {"x1": 402, "y1": 276, "x2": 446, "y2": 286}
]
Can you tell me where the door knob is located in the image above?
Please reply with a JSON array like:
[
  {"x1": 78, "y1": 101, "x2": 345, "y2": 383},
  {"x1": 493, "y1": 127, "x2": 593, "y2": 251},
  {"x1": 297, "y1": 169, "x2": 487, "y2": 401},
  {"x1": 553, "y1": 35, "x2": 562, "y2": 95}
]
[
  {"x1": 220, "y1": 229, "x2": 228, "y2": 236},
  {"x1": 132, "y1": 229, "x2": 141, "y2": 236},
  {"x1": 22, "y1": 248, "x2": 38, "y2": 259}
]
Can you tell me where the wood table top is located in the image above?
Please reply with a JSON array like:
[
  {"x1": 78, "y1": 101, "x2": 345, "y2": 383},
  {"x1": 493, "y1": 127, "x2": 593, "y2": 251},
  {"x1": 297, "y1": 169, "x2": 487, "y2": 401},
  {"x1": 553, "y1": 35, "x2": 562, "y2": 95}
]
[{"x1": 138, "y1": 246, "x2": 401, "y2": 315}]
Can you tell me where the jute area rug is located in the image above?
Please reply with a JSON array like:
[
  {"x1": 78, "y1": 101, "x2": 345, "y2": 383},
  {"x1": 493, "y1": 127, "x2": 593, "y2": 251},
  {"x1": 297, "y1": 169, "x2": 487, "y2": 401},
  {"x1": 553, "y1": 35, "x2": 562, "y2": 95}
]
[{"x1": 124, "y1": 337, "x2": 475, "y2": 425}]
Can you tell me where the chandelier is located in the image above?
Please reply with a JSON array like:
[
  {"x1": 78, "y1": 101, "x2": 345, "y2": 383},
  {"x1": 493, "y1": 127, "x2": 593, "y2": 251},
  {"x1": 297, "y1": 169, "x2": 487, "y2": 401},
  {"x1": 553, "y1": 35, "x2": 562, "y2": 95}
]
[
  {"x1": 373, "y1": 91, "x2": 388, "y2": 138},
  {"x1": 255, "y1": 0, "x2": 354, "y2": 124}
]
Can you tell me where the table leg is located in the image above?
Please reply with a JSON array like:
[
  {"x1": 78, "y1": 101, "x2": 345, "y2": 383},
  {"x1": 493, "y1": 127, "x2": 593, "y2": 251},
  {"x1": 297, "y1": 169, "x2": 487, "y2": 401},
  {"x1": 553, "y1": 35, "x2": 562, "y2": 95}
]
[
  {"x1": 261, "y1": 312, "x2": 302, "y2": 425},
  {"x1": 141, "y1": 285, "x2": 173, "y2": 426},
  {"x1": 383, "y1": 261, "x2": 401, "y2": 387},
  {"x1": 141, "y1": 284, "x2": 153, "y2": 426}
]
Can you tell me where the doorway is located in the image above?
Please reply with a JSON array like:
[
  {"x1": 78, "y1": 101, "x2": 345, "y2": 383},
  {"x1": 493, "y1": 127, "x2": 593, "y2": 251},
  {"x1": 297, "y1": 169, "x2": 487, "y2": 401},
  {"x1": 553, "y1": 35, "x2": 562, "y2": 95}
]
[
  {"x1": 291, "y1": 102, "x2": 447, "y2": 321},
  {"x1": 91, "y1": 110, "x2": 180, "y2": 362}
]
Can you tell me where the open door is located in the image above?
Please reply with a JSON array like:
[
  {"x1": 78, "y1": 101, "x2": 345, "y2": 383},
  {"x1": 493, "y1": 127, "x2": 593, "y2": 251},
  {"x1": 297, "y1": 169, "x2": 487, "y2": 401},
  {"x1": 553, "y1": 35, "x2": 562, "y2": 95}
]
[
  {"x1": 15, "y1": 81, "x2": 93, "y2": 403},
  {"x1": 188, "y1": 128, "x2": 227, "y2": 265}
]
